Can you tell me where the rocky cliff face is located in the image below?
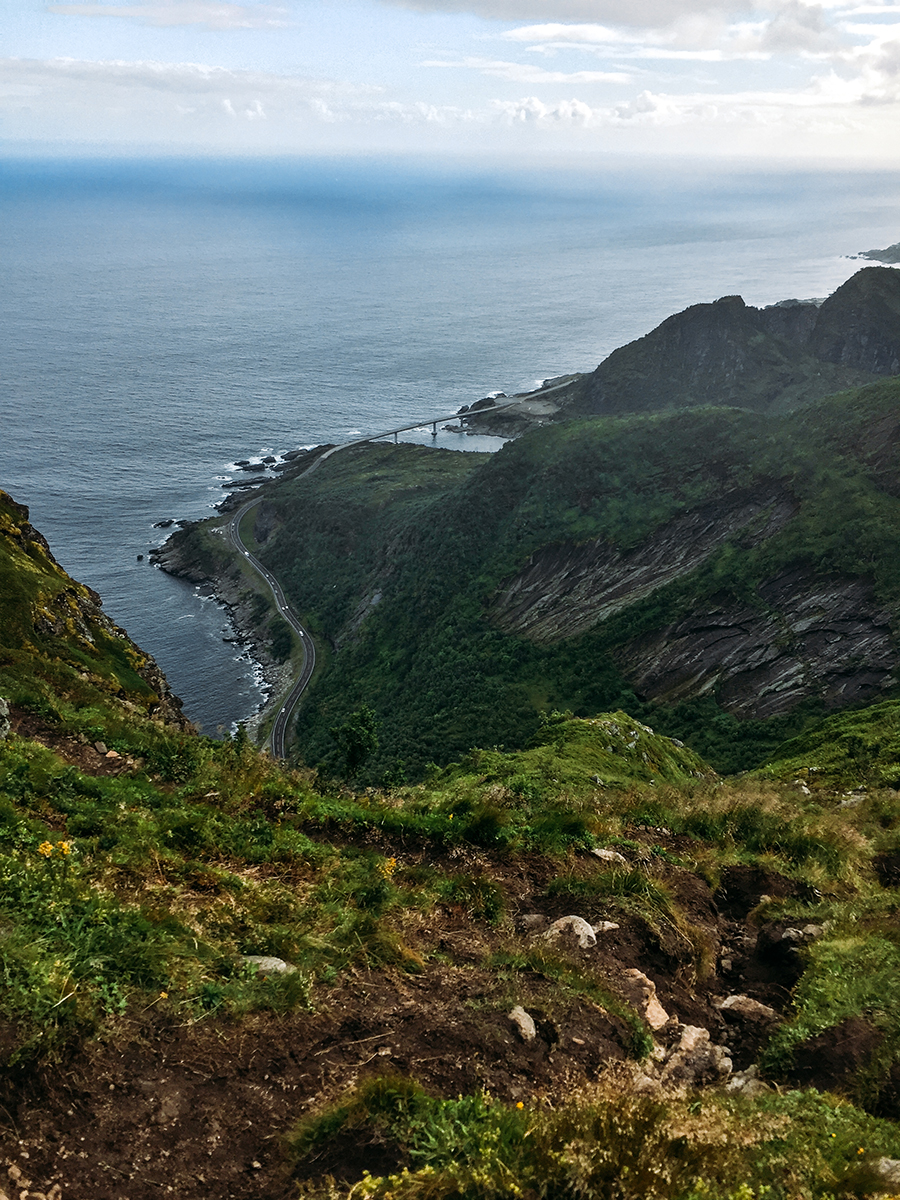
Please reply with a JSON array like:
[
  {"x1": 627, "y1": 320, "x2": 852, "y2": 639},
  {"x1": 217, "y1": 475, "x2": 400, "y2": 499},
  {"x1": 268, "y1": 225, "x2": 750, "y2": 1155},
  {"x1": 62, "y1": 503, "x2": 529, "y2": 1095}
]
[
  {"x1": 618, "y1": 569, "x2": 897, "y2": 719},
  {"x1": 0, "y1": 489, "x2": 191, "y2": 729},
  {"x1": 808, "y1": 266, "x2": 900, "y2": 375},
  {"x1": 490, "y1": 487, "x2": 798, "y2": 643},
  {"x1": 558, "y1": 266, "x2": 900, "y2": 419}
]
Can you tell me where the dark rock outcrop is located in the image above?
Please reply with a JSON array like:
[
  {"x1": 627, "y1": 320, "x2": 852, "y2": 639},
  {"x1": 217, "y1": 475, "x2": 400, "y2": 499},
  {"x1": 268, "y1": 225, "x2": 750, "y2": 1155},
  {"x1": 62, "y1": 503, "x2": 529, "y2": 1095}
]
[
  {"x1": 807, "y1": 266, "x2": 900, "y2": 375},
  {"x1": 618, "y1": 569, "x2": 896, "y2": 719},
  {"x1": 558, "y1": 266, "x2": 900, "y2": 419},
  {"x1": 490, "y1": 488, "x2": 797, "y2": 644}
]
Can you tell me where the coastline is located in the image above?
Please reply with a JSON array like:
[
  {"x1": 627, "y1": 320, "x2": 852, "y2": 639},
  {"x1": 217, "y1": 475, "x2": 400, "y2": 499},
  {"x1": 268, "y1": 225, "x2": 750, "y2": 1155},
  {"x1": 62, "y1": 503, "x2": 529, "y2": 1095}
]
[{"x1": 150, "y1": 520, "x2": 290, "y2": 741}]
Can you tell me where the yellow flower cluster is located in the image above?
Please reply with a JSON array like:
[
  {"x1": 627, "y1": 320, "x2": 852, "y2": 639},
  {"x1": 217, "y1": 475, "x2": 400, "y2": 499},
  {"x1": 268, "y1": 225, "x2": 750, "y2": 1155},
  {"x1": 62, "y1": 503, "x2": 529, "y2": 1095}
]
[
  {"x1": 37, "y1": 840, "x2": 71, "y2": 858},
  {"x1": 379, "y1": 856, "x2": 397, "y2": 880}
]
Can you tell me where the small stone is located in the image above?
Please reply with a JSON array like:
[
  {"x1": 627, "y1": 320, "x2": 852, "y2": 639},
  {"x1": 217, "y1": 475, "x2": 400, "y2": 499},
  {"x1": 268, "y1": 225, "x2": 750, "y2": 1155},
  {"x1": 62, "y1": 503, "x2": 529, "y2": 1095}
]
[
  {"x1": 591, "y1": 847, "x2": 628, "y2": 866},
  {"x1": 251, "y1": 1161, "x2": 262, "y2": 1170},
  {"x1": 801, "y1": 924, "x2": 825, "y2": 939},
  {"x1": 105, "y1": 749, "x2": 120, "y2": 759},
  {"x1": 725, "y1": 1065, "x2": 770, "y2": 1097},
  {"x1": 7, "y1": 1167, "x2": 21, "y2": 1183},
  {"x1": 508, "y1": 1006, "x2": 537, "y2": 1042},
  {"x1": 718, "y1": 995, "x2": 779, "y2": 1022},
  {"x1": 239, "y1": 955, "x2": 295, "y2": 974},
  {"x1": 518, "y1": 914, "x2": 549, "y2": 933},
  {"x1": 543, "y1": 915, "x2": 596, "y2": 949},
  {"x1": 874, "y1": 1158, "x2": 900, "y2": 1187},
  {"x1": 662, "y1": 1025, "x2": 732, "y2": 1088},
  {"x1": 93, "y1": 741, "x2": 107, "y2": 754},
  {"x1": 781, "y1": 927, "x2": 805, "y2": 943},
  {"x1": 619, "y1": 969, "x2": 669, "y2": 1030},
  {"x1": 592, "y1": 921, "x2": 620, "y2": 934},
  {"x1": 720, "y1": 958, "x2": 733, "y2": 972}
]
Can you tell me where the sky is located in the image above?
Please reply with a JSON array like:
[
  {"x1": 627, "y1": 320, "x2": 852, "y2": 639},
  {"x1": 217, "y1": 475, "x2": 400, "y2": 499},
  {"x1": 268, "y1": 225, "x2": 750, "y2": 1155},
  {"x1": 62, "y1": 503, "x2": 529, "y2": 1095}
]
[{"x1": 1, "y1": 0, "x2": 900, "y2": 159}]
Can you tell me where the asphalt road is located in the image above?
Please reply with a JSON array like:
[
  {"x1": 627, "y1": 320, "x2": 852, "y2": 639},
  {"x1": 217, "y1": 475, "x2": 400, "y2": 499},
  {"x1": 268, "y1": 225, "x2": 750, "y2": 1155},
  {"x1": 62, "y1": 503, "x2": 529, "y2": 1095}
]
[{"x1": 227, "y1": 501, "x2": 316, "y2": 759}]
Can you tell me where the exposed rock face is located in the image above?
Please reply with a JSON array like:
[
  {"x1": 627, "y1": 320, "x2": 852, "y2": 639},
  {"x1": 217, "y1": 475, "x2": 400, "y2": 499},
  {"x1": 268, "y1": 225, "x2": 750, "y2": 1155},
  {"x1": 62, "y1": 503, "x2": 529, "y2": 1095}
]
[
  {"x1": 490, "y1": 488, "x2": 797, "y2": 643},
  {"x1": 808, "y1": 266, "x2": 900, "y2": 375},
  {"x1": 618, "y1": 568, "x2": 896, "y2": 719},
  {"x1": 557, "y1": 266, "x2": 900, "y2": 419}
]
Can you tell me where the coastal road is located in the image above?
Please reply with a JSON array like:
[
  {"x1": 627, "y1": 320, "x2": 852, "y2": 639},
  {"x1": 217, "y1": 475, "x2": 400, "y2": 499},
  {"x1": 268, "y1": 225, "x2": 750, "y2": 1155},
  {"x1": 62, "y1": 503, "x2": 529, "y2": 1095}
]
[
  {"x1": 227, "y1": 502, "x2": 316, "y2": 759},
  {"x1": 223, "y1": 388, "x2": 557, "y2": 758}
]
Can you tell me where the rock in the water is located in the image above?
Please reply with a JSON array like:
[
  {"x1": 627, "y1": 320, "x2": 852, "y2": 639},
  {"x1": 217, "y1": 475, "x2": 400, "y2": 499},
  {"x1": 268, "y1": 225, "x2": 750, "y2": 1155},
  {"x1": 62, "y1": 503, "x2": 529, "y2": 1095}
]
[
  {"x1": 591, "y1": 847, "x2": 628, "y2": 866},
  {"x1": 619, "y1": 969, "x2": 669, "y2": 1029},
  {"x1": 543, "y1": 915, "x2": 597, "y2": 949},
  {"x1": 240, "y1": 955, "x2": 295, "y2": 975},
  {"x1": 509, "y1": 1005, "x2": 537, "y2": 1042}
]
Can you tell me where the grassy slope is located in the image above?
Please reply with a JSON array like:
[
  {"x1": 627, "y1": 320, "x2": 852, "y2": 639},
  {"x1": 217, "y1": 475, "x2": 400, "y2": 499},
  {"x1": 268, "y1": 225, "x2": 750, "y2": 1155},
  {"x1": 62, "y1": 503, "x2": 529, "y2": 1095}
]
[
  {"x1": 7, "y1": 488, "x2": 900, "y2": 1196},
  {"x1": 238, "y1": 379, "x2": 900, "y2": 781}
]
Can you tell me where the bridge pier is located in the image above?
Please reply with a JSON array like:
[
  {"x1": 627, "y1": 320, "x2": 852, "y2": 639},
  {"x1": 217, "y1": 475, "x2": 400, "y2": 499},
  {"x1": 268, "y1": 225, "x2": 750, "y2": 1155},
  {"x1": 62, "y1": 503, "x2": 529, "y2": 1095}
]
[
  {"x1": 393, "y1": 432, "x2": 398, "y2": 443},
  {"x1": 432, "y1": 422, "x2": 437, "y2": 436}
]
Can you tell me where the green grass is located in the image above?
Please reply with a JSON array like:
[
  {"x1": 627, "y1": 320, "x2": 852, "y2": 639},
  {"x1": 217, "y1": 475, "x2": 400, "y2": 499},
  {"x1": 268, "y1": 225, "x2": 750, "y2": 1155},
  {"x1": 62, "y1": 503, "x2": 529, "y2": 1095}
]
[{"x1": 287, "y1": 1076, "x2": 900, "y2": 1200}]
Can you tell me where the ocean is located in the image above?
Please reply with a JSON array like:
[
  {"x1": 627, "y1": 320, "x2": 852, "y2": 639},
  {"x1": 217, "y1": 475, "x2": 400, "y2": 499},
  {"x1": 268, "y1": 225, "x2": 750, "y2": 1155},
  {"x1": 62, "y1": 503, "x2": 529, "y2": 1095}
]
[{"x1": 2, "y1": 155, "x2": 899, "y2": 733}]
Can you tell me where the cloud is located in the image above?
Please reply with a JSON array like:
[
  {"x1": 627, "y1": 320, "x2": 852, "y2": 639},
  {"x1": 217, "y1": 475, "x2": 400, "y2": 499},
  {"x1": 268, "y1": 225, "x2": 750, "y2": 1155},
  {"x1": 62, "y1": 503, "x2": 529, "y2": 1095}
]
[
  {"x1": 46, "y1": 1, "x2": 289, "y2": 29},
  {"x1": 0, "y1": 55, "x2": 479, "y2": 144},
  {"x1": 422, "y1": 55, "x2": 630, "y2": 79},
  {"x1": 759, "y1": 0, "x2": 840, "y2": 51},
  {"x1": 392, "y1": 0, "x2": 741, "y2": 30}
]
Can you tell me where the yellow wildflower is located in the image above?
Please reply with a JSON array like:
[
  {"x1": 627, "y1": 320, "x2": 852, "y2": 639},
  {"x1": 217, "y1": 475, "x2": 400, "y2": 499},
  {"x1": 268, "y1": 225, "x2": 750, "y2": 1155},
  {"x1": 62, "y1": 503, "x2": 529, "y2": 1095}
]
[
  {"x1": 57, "y1": 841, "x2": 71, "y2": 856},
  {"x1": 37, "y1": 841, "x2": 53, "y2": 858},
  {"x1": 516, "y1": 1101, "x2": 524, "y2": 1109}
]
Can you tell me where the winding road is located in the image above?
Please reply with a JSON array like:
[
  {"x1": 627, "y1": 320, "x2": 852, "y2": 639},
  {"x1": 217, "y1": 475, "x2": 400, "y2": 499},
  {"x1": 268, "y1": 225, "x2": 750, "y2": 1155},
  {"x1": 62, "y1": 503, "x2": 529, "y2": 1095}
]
[{"x1": 225, "y1": 390, "x2": 555, "y2": 758}]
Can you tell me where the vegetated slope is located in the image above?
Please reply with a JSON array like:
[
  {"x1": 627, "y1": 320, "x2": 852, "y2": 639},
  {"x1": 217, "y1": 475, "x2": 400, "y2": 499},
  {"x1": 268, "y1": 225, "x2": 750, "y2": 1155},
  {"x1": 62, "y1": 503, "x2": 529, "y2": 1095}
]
[
  {"x1": 230, "y1": 378, "x2": 900, "y2": 780},
  {"x1": 7, "y1": 491, "x2": 900, "y2": 1199},
  {"x1": 0, "y1": 490, "x2": 189, "y2": 736},
  {"x1": 553, "y1": 266, "x2": 900, "y2": 419}
]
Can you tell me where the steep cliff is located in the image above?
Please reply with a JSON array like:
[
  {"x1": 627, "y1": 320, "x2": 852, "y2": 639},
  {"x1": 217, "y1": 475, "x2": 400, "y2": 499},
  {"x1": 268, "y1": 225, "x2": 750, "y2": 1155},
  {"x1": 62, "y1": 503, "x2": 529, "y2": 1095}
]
[
  {"x1": 552, "y1": 266, "x2": 900, "y2": 419},
  {"x1": 0, "y1": 488, "x2": 190, "y2": 731}
]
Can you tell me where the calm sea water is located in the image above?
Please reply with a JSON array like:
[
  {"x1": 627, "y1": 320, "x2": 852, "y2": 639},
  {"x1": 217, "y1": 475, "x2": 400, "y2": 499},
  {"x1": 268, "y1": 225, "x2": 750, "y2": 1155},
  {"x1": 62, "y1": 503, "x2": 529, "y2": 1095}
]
[{"x1": 2, "y1": 156, "x2": 899, "y2": 732}]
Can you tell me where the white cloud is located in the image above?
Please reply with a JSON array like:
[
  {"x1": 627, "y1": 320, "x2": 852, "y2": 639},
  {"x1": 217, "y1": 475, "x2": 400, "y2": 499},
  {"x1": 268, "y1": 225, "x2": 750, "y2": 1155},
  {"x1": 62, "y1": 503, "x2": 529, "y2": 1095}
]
[
  {"x1": 393, "y1": 0, "x2": 742, "y2": 29},
  {"x1": 501, "y1": 22, "x2": 626, "y2": 43},
  {"x1": 422, "y1": 55, "x2": 630, "y2": 79},
  {"x1": 46, "y1": 1, "x2": 289, "y2": 29},
  {"x1": 494, "y1": 93, "x2": 596, "y2": 119}
]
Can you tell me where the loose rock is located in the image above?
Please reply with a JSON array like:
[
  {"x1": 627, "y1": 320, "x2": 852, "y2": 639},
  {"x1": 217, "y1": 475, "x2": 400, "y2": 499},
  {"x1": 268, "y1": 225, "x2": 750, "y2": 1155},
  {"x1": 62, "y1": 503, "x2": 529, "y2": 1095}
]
[
  {"x1": 239, "y1": 955, "x2": 295, "y2": 975},
  {"x1": 718, "y1": 995, "x2": 779, "y2": 1022},
  {"x1": 874, "y1": 1158, "x2": 900, "y2": 1187},
  {"x1": 543, "y1": 915, "x2": 597, "y2": 949},
  {"x1": 591, "y1": 847, "x2": 628, "y2": 866},
  {"x1": 661, "y1": 1025, "x2": 732, "y2": 1089},
  {"x1": 619, "y1": 969, "x2": 669, "y2": 1029},
  {"x1": 508, "y1": 1006, "x2": 537, "y2": 1043}
]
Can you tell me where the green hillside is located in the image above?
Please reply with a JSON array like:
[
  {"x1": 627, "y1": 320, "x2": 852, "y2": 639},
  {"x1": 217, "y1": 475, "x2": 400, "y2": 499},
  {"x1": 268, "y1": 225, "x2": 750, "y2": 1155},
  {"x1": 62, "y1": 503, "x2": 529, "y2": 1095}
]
[
  {"x1": 172, "y1": 377, "x2": 900, "y2": 782},
  {"x1": 6, "y1": 487, "x2": 900, "y2": 1197}
]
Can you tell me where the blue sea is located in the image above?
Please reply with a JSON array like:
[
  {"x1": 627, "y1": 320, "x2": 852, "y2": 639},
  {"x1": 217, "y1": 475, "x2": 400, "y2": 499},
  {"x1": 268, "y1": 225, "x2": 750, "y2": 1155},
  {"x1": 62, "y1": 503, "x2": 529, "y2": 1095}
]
[{"x1": 2, "y1": 155, "x2": 899, "y2": 733}]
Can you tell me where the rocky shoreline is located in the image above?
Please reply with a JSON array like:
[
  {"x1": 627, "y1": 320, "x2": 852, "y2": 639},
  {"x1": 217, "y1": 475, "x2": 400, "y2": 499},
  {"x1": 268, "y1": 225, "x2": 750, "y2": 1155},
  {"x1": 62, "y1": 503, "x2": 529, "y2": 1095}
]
[{"x1": 150, "y1": 528, "x2": 290, "y2": 742}]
